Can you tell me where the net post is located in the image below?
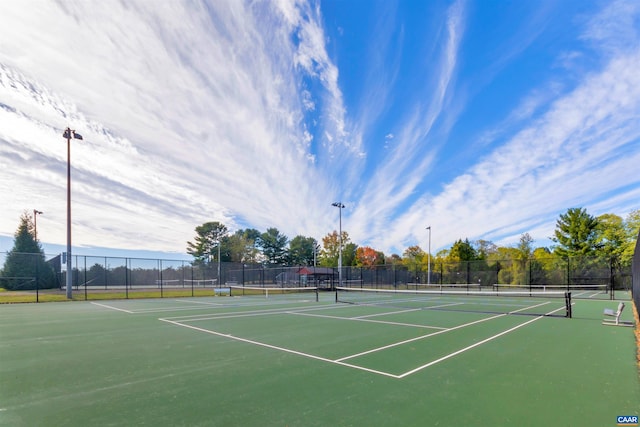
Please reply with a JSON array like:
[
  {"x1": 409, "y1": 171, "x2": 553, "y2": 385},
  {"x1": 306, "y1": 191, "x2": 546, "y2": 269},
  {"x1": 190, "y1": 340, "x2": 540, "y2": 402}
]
[
  {"x1": 315, "y1": 287, "x2": 319, "y2": 302},
  {"x1": 565, "y1": 291, "x2": 572, "y2": 318}
]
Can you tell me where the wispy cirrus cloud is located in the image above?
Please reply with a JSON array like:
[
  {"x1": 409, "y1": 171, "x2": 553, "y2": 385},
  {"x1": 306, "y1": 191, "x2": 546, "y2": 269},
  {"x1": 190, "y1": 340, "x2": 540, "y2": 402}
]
[
  {"x1": 0, "y1": 0, "x2": 346, "y2": 251},
  {"x1": 1, "y1": 0, "x2": 638, "y2": 259},
  {"x1": 349, "y1": 0, "x2": 466, "y2": 247},
  {"x1": 388, "y1": 40, "x2": 640, "y2": 251}
]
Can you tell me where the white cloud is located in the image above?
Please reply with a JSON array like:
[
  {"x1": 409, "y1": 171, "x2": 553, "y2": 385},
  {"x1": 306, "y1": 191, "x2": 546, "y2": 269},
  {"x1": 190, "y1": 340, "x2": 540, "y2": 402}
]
[
  {"x1": 0, "y1": 0, "x2": 344, "y2": 251},
  {"x1": 1, "y1": 0, "x2": 638, "y2": 260},
  {"x1": 387, "y1": 47, "x2": 640, "y2": 253}
]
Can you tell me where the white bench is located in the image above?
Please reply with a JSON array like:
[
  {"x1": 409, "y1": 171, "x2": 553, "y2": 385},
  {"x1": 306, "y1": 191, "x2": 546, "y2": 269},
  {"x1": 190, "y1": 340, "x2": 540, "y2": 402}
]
[{"x1": 602, "y1": 302, "x2": 632, "y2": 327}]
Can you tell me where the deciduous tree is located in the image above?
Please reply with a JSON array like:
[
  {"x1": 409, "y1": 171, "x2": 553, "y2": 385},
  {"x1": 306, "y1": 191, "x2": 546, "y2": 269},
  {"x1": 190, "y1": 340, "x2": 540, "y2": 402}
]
[
  {"x1": 355, "y1": 246, "x2": 383, "y2": 268},
  {"x1": 288, "y1": 235, "x2": 318, "y2": 266}
]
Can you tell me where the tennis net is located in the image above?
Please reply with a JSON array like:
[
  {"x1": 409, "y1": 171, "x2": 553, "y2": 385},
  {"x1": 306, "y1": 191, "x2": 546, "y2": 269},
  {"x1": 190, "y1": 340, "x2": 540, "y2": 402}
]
[
  {"x1": 184, "y1": 279, "x2": 218, "y2": 287},
  {"x1": 229, "y1": 285, "x2": 319, "y2": 301},
  {"x1": 335, "y1": 287, "x2": 572, "y2": 318},
  {"x1": 492, "y1": 284, "x2": 610, "y2": 299}
]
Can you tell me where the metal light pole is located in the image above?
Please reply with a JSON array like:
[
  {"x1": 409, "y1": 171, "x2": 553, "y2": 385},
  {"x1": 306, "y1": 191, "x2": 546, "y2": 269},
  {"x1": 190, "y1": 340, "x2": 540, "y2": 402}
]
[
  {"x1": 313, "y1": 244, "x2": 319, "y2": 267},
  {"x1": 332, "y1": 202, "x2": 345, "y2": 288},
  {"x1": 33, "y1": 210, "x2": 43, "y2": 240},
  {"x1": 63, "y1": 127, "x2": 83, "y2": 299},
  {"x1": 217, "y1": 240, "x2": 221, "y2": 286},
  {"x1": 426, "y1": 226, "x2": 431, "y2": 286}
]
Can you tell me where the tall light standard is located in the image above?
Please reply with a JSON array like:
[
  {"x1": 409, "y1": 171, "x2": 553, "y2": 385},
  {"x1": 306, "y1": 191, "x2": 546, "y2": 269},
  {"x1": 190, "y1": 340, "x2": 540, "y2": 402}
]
[
  {"x1": 217, "y1": 239, "x2": 221, "y2": 286},
  {"x1": 332, "y1": 202, "x2": 345, "y2": 288},
  {"x1": 63, "y1": 127, "x2": 83, "y2": 299},
  {"x1": 33, "y1": 210, "x2": 43, "y2": 241},
  {"x1": 426, "y1": 226, "x2": 431, "y2": 286}
]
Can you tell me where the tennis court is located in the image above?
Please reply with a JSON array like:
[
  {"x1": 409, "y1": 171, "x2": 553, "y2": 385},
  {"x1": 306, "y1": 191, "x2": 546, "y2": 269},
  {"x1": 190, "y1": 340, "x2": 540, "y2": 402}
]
[{"x1": 1, "y1": 288, "x2": 638, "y2": 426}]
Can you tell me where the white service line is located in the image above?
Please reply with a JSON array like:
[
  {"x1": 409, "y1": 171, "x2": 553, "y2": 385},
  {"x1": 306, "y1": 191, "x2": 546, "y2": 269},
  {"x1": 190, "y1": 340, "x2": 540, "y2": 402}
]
[
  {"x1": 159, "y1": 299, "x2": 569, "y2": 379},
  {"x1": 289, "y1": 311, "x2": 447, "y2": 330},
  {"x1": 90, "y1": 302, "x2": 134, "y2": 313},
  {"x1": 350, "y1": 302, "x2": 467, "y2": 319},
  {"x1": 159, "y1": 317, "x2": 401, "y2": 379},
  {"x1": 335, "y1": 313, "x2": 506, "y2": 362},
  {"x1": 353, "y1": 308, "x2": 422, "y2": 318},
  {"x1": 163, "y1": 303, "x2": 339, "y2": 322},
  {"x1": 397, "y1": 316, "x2": 541, "y2": 378},
  {"x1": 174, "y1": 299, "x2": 223, "y2": 306},
  {"x1": 509, "y1": 300, "x2": 550, "y2": 314}
]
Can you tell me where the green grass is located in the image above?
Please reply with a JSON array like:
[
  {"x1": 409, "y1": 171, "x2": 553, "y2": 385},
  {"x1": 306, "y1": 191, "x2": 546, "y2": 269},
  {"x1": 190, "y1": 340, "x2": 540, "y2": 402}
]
[
  {"x1": 0, "y1": 293, "x2": 638, "y2": 426},
  {"x1": 0, "y1": 288, "x2": 223, "y2": 303}
]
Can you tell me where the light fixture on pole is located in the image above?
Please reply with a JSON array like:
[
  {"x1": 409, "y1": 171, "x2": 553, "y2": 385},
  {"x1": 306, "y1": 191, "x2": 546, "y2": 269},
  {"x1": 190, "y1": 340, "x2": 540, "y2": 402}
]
[
  {"x1": 426, "y1": 226, "x2": 431, "y2": 286},
  {"x1": 331, "y1": 202, "x2": 345, "y2": 288},
  {"x1": 63, "y1": 127, "x2": 83, "y2": 299},
  {"x1": 33, "y1": 210, "x2": 43, "y2": 241}
]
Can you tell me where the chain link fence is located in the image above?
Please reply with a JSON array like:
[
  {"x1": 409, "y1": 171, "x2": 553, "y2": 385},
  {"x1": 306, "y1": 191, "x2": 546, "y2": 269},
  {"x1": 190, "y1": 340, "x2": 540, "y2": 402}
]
[
  {"x1": 632, "y1": 230, "x2": 640, "y2": 317},
  {"x1": 0, "y1": 251, "x2": 632, "y2": 302}
]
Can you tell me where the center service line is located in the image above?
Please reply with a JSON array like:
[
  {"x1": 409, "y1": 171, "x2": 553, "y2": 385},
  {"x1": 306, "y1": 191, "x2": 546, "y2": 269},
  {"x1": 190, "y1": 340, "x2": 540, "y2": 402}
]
[{"x1": 159, "y1": 317, "x2": 401, "y2": 379}]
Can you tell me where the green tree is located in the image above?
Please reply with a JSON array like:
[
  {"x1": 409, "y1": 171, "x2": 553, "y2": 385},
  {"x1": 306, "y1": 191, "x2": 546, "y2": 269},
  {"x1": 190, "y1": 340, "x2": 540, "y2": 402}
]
[
  {"x1": 596, "y1": 213, "x2": 627, "y2": 267},
  {"x1": 288, "y1": 235, "x2": 318, "y2": 266},
  {"x1": 448, "y1": 239, "x2": 477, "y2": 262},
  {"x1": 259, "y1": 228, "x2": 288, "y2": 265},
  {"x1": 402, "y1": 245, "x2": 425, "y2": 271},
  {"x1": 342, "y1": 242, "x2": 358, "y2": 266},
  {"x1": 552, "y1": 208, "x2": 599, "y2": 258},
  {"x1": 474, "y1": 240, "x2": 497, "y2": 260},
  {"x1": 319, "y1": 230, "x2": 351, "y2": 267},
  {"x1": 386, "y1": 253, "x2": 402, "y2": 265},
  {"x1": 513, "y1": 233, "x2": 534, "y2": 285},
  {"x1": 530, "y1": 247, "x2": 557, "y2": 285},
  {"x1": 225, "y1": 229, "x2": 261, "y2": 263},
  {"x1": 2, "y1": 212, "x2": 55, "y2": 290},
  {"x1": 186, "y1": 222, "x2": 228, "y2": 265},
  {"x1": 621, "y1": 209, "x2": 640, "y2": 265}
]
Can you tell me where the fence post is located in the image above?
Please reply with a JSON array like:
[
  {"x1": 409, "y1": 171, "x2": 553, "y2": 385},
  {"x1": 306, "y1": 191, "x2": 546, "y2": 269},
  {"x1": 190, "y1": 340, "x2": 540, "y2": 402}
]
[
  {"x1": 35, "y1": 254, "x2": 39, "y2": 303},
  {"x1": 84, "y1": 256, "x2": 87, "y2": 301},
  {"x1": 125, "y1": 258, "x2": 129, "y2": 299},
  {"x1": 609, "y1": 257, "x2": 615, "y2": 300}
]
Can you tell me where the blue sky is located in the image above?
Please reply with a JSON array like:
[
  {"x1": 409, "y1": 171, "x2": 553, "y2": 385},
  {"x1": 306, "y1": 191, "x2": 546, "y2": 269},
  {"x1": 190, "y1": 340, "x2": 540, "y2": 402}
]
[{"x1": 1, "y1": 0, "x2": 639, "y2": 259}]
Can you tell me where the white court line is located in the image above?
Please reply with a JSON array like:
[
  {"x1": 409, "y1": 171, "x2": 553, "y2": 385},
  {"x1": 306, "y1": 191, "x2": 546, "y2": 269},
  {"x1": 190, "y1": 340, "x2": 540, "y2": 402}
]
[
  {"x1": 397, "y1": 316, "x2": 542, "y2": 378},
  {"x1": 163, "y1": 303, "x2": 341, "y2": 322},
  {"x1": 335, "y1": 313, "x2": 506, "y2": 362},
  {"x1": 90, "y1": 302, "x2": 134, "y2": 313},
  {"x1": 160, "y1": 299, "x2": 568, "y2": 379},
  {"x1": 289, "y1": 311, "x2": 447, "y2": 330},
  {"x1": 132, "y1": 298, "x2": 323, "y2": 314},
  {"x1": 174, "y1": 299, "x2": 224, "y2": 306},
  {"x1": 397, "y1": 304, "x2": 567, "y2": 378},
  {"x1": 351, "y1": 302, "x2": 464, "y2": 319},
  {"x1": 159, "y1": 317, "x2": 400, "y2": 379},
  {"x1": 509, "y1": 300, "x2": 551, "y2": 314},
  {"x1": 353, "y1": 307, "x2": 422, "y2": 318},
  {"x1": 336, "y1": 299, "x2": 564, "y2": 363}
]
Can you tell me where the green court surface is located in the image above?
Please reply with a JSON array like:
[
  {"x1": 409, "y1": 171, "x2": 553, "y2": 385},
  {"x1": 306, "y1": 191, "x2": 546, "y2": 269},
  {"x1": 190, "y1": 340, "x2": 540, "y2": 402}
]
[{"x1": 1, "y1": 292, "x2": 638, "y2": 426}]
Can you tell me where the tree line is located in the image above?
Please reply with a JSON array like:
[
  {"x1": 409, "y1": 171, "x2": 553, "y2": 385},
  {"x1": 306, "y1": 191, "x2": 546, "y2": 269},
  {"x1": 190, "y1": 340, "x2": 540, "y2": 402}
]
[
  {"x1": 186, "y1": 207, "x2": 640, "y2": 271},
  {"x1": 1, "y1": 207, "x2": 638, "y2": 290}
]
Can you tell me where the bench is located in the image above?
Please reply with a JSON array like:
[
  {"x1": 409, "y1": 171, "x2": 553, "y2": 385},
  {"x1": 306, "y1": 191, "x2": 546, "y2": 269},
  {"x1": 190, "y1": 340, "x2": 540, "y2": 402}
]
[{"x1": 602, "y1": 302, "x2": 633, "y2": 327}]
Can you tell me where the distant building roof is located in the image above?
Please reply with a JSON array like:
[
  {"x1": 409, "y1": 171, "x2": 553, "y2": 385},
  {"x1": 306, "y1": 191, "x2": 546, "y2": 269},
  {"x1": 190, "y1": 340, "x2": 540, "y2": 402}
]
[{"x1": 297, "y1": 266, "x2": 335, "y2": 275}]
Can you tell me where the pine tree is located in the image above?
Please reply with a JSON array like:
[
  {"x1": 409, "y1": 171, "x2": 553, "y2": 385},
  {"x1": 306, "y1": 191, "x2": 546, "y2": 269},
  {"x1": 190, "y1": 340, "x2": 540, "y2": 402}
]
[
  {"x1": 552, "y1": 208, "x2": 600, "y2": 258},
  {"x1": 2, "y1": 212, "x2": 56, "y2": 290}
]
